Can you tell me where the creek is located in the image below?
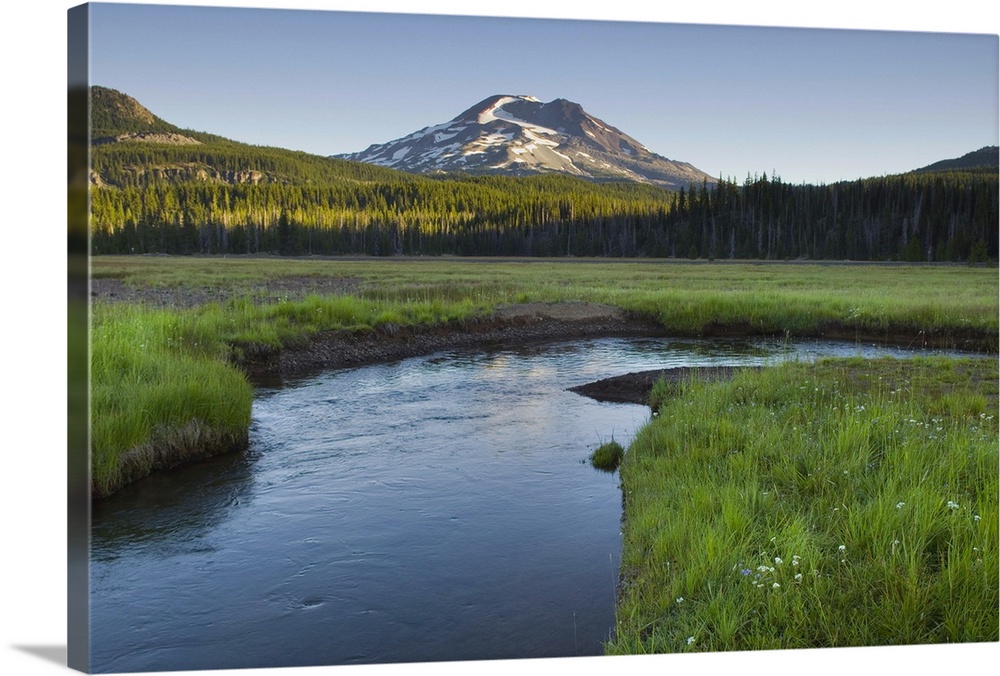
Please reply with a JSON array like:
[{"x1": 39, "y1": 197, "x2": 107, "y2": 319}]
[{"x1": 89, "y1": 336, "x2": 966, "y2": 671}]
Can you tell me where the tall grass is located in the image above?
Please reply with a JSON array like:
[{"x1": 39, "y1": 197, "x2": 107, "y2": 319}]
[
  {"x1": 90, "y1": 305, "x2": 254, "y2": 496},
  {"x1": 607, "y1": 357, "x2": 998, "y2": 652}
]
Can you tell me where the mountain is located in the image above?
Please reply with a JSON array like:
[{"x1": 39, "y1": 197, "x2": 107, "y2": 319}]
[
  {"x1": 912, "y1": 146, "x2": 999, "y2": 174},
  {"x1": 90, "y1": 86, "x2": 203, "y2": 144},
  {"x1": 336, "y1": 94, "x2": 716, "y2": 189}
]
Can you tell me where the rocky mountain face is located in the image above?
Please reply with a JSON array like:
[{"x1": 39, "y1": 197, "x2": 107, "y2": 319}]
[
  {"x1": 92, "y1": 131, "x2": 202, "y2": 147},
  {"x1": 336, "y1": 94, "x2": 716, "y2": 189}
]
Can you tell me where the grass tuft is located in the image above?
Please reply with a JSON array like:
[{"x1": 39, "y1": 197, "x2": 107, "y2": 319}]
[{"x1": 591, "y1": 440, "x2": 626, "y2": 471}]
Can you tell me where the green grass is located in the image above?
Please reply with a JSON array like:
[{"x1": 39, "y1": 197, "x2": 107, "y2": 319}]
[
  {"x1": 591, "y1": 440, "x2": 625, "y2": 471},
  {"x1": 87, "y1": 256, "x2": 999, "y2": 647},
  {"x1": 91, "y1": 256, "x2": 999, "y2": 346},
  {"x1": 648, "y1": 378, "x2": 672, "y2": 411},
  {"x1": 90, "y1": 304, "x2": 254, "y2": 496},
  {"x1": 607, "y1": 357, "x2": 998, "y2": 652}
]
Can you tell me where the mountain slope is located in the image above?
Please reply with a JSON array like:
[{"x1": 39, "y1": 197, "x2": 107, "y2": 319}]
[
  {"x1": 88, "y1": 86, "x2": 424, "y2": 187},
  {"x1": 90, "y1": 86, "x2": 212, "y2": 146},
  {"x1": 912, "y1": 146, "x2": 999, "y2": 173},
  {"x1": 337, "y1": 94, "x2": 716, "y2": 189}
]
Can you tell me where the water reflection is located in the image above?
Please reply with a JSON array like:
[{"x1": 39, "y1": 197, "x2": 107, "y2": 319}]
[{"x1": 91, "y1": 445, "x2": 257, "y2": 557}]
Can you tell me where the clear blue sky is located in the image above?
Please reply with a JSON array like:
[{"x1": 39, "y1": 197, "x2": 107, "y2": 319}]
[{"x1": 85, "y1": 1, "x2": 998, "y2": 185}]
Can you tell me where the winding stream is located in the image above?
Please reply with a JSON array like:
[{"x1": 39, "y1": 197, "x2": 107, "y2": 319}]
[{"x1": 89, "y1": 336, "x2": 967, "y2": 672}]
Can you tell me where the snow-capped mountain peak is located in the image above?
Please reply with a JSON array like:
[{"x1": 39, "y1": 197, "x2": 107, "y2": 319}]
[{"x1": 336, "y1": 95, "x2": 715, "y2": 189}]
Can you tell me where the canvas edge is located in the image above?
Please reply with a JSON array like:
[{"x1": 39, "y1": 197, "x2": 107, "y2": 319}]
[{"x1": 67, "y1": 3, "x2": 91, "y2": 673}]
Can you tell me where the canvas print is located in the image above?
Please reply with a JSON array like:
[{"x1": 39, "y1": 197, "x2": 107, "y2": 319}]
[{"x1": 67, "y1": 2, "x2": 999, "y2": 674}]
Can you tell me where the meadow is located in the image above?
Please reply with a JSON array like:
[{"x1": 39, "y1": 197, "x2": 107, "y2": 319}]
[
  {"x1": 92, "y1": 257, "x2": 998, "y2": 340},
  {"x1": 90, "y1": 256, "x2": 997, "y2": 496}
]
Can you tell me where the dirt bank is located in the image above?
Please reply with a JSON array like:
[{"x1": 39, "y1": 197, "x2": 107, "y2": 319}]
[
  {"x1": 92, "y1": 275, "x2": 362, "y2": 309},
  {"x1": 568, "y1": 365, "x2": 761, "y2": 406},
  {"x1": 229, "y1": 299, "x2": 995, "y2": 386},
  {"x1": 234, "y1": 301, "x2": 667, "y2": 384}
]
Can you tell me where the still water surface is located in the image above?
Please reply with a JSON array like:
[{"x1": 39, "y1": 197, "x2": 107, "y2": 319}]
[{"x1": 89, "y1": 337, "x2": 961, "y2": 672}]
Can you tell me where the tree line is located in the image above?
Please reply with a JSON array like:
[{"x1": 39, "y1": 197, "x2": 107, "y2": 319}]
[
  {"x1": 661, "y1": 170, "x2": 997, "y2": 262},
  {"x1": 90, "y1": 159, "x2": 997, "y2": 261},
  {"x1": 90, "y1": 171, "x2": 677, "y2": 257}
]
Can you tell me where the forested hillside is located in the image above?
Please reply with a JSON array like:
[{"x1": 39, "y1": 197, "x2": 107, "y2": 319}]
[
  {"x1": 913, "y1": 146, "x2": 998, "y2": 174},
  {"x1": 90, "y1": 166, "x2": 998, "y2": 261},
  {"x1": 90, "y1": 171, "x2": 676, "y2": 257},
  {"x1": 87, "y1": 87, "x2": 997, "y2": 261}
]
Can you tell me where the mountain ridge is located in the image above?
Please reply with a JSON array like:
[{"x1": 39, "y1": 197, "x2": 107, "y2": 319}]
[
  {"x1": 88, "y1": 86, "x2": 994, "y2": 189},
  {"x1": 90, "y1": 86, "x2": 204, "y2": 143},
  {"x1": 87, "y1": 85, "x2": 431, "y2": 188}
]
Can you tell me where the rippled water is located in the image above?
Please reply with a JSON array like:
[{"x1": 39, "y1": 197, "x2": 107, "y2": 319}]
[{"x1": 89, "y1": 337, "x2": 969, "y2": 672}]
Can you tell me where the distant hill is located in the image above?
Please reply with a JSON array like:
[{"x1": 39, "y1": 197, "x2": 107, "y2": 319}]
[
  {"x1": 90, "y1": 86, "x2": 199, "y2": 142},
  {"x1": 88, "y1": 86, "x2": 420, "y2": 187},
  {"x1": 912, "y1": 146, "x2": 999, "y2": 174},
  {"x1": 86, "y1": 86, "x2": 689, "y2": 258}
]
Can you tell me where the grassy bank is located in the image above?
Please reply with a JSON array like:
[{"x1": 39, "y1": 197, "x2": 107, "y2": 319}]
[
  {"x1": 91, "y1": 305, "x2": 253, "y2": 496},
  {"x1": 89, "y1": 257, "x2": 998, "y2": 496},
  {"x1": 90, "y1": 293, "x2": 480, "y2": 495},
  {"x1": 607, "y1": 357, "x2": 998, "y2": 652}
]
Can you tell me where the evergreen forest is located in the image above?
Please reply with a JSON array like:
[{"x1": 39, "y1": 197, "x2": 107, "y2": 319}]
[{"x1": 90, "y1": 160, "x2": 998, "y2": 261}]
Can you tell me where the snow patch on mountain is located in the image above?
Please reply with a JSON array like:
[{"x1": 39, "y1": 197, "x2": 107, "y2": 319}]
[{"x1": 335, "y1": 94, "x2": 717, "y2": 189}]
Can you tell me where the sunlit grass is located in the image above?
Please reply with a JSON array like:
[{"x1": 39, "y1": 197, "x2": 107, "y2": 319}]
[
  {"x1": 91, "y1": 256, "x2": 999, "y2": 344},
  {"x1": 607, "y1": 357, "x2": 999, "y2": 652},
  {"x1": 90, "y1": 304, "x2": 253, "y2": 496}
]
